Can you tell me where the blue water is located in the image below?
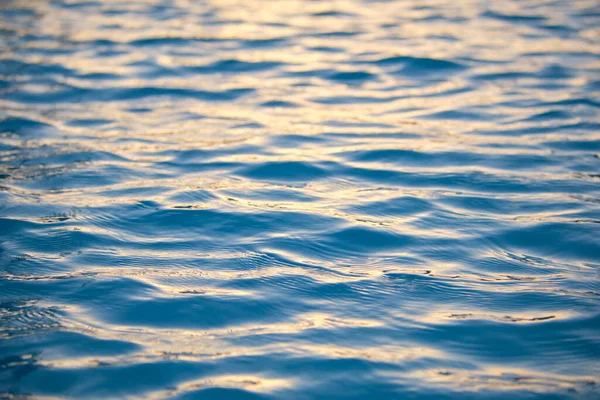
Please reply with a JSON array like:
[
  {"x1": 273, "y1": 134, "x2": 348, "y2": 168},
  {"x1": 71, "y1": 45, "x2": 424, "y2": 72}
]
[{"x1": 1, "y1": 0, "x2": 600, "y2": 398}]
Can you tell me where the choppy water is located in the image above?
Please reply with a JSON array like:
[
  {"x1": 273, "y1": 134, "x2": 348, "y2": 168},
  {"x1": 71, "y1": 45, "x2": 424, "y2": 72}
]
[{"x1": 1, "y1": 0, "x2": 600, "y2": 398}]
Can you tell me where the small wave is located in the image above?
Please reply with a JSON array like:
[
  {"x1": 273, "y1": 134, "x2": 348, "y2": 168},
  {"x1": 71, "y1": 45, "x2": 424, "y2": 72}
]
[{"x1": 1, "y1": 0, "x2": 599, "y2": 398}]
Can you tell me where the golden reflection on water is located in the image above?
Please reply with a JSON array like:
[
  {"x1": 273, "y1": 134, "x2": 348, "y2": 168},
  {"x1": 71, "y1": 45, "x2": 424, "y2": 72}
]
[
  {"x1": 385, "y1": 367, "x2": 598, "y2": 394},
  {"x1": 1, "y1": 0, "x2": 599, "y2": 397}
]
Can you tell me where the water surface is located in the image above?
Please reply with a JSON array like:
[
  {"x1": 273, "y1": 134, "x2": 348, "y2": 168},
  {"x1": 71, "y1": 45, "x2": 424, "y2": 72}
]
[{"x1": 1, "y1": 0, "x2": 600, "y2": 398}]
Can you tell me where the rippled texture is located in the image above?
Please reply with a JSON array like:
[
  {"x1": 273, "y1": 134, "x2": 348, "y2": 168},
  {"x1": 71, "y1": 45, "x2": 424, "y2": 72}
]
[{"x1": 1, "y1": 0, "x2": 600, "y2": 398}]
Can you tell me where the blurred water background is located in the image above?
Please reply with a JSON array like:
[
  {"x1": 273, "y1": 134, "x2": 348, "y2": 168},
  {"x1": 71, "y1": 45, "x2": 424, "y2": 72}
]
[{"x1": 1, "y1": 0, "x2": 600, "y2": 398}]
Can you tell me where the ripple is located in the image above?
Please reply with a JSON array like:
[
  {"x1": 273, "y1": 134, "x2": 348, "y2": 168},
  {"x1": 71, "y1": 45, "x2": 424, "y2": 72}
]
[
  {"x1": 4, "y1": 86, "x2": 255, "y2": 104},
  {"x1": 238, "y1": 162, "x2": 328, "y2": 182},
  {"x1": 185, "y1": 59, "x2": 285, "y2": 74},
  {"x1": 374, "y1": 56, "x2": 467, "y2": 77},
  {"x1": 326, "y1": 70, "x2": 377, "y2": 84},
  {"x1": 1, "y1": 0, "x2": 599, "y2": 398},
  {"x1": 0, "y1": 117, "x2": 57, "y2": 138}
]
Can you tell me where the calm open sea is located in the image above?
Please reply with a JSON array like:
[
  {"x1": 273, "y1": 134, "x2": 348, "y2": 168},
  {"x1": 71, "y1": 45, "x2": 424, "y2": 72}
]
[{"x1": 1, "y1": 0, "x2": 600, "y2": 398}]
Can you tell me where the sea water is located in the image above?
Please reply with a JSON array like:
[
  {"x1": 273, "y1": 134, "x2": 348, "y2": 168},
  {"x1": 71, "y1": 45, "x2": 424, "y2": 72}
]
[{"x1": 1, "y1": 0, "x2": 599, "y2": 398}]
